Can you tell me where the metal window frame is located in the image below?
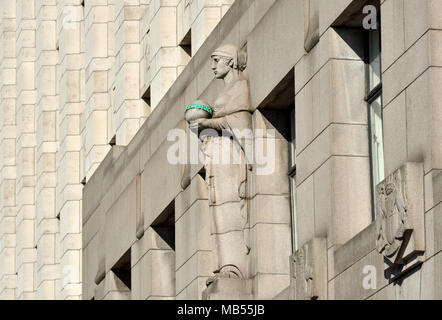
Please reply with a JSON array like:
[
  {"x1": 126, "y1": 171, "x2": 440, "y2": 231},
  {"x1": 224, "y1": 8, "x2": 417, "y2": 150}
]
[
  {"x1": 365, "y1": 21, "x2": 384, "y2": 221},
  {"x1": 288, "y1": 108, "x2": 297, "y2": 252}
]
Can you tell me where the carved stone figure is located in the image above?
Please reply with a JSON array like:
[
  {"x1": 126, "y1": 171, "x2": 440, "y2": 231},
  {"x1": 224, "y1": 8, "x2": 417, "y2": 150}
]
[
  {"x1": 375, "y1": 163, "x2": 425, "y2": 271},
  {"x1": 291, "y1": 238, "x2": 327, "y2": 300},
  {"x1": 293, "y1": 246, "x2": 314, "y2": 299},
  {"x1": 376, "y1": 168, "x2": 407, "y2": 260},
  {"x1": 187, "y1": 44, "x2": 253, "y2": 286}
]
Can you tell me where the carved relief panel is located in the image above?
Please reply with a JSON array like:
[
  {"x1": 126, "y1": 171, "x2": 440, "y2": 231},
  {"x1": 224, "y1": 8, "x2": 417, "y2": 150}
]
[
  {"x1": 376, "y1": 162, "x2": 425, "y2": 274},
  {"x1": 291, "y1": 238, "x2": 327, "y2": 300}
]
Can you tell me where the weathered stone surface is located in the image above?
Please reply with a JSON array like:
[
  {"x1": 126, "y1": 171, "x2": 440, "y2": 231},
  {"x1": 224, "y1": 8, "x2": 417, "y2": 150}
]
[
  {"x1": 375, "y1": 162, "x2": 425, "y2": 275},
  {"x1": 202, "y1": 278, "x2": 252, "y2": 300},
  {"x1": 2, "y1": 0, "x2": 440, "y2": 302},
  {"x1": 291, "y1": 237, "x2": 327, "y2": 300},
  {"x1": 333, "y1": 222, "x2": 377, "y2": 278},
  {"x1": 248, "y1": 0, "x2": 304, "y2": 110}
]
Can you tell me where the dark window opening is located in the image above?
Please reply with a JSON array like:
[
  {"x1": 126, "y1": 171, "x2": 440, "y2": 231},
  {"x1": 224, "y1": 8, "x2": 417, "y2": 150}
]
[
  {"x1": 151, "y1": 200, "x2": 175, "y2": 250},
  {"x1": 111, "y1": 248, "x2": 131, "y2": 290},
  {"x1": 179, "y1": 29, "x2": 192, "y2": 58}
]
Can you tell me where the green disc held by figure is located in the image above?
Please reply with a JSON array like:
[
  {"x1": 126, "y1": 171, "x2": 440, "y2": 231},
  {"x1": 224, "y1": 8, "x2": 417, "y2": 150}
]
[{"x1": 185, "y1": 100, "x2": 213, "y2": 122}]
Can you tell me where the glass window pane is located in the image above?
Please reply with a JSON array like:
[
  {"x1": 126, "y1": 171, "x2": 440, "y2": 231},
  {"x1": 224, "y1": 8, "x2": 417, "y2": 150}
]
[
  {"x1": 368, "y1": 27, "x2": 381, "y2": 91},
  {"x1": 290, "y1": 175, "x2": 297, "y2": 252},
  {"x1": 370, "y1": 95, "x2": 385, "y2": 189}
]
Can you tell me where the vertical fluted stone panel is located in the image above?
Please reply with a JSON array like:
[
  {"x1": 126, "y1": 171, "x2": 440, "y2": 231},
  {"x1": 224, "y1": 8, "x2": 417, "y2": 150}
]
[
  {"x1": 56, "y1": 0, "x2": 84, "y2": 300},
  {"x1": 15, "y1": 0, "x2": 37, "y2": 300},
  {"x1": 35, "y1": 0, "x2": 59, "y2": 300},
  {"x1": 0, "y1": 0, "x2": 18, "y2": 300},
  {"x1": 83, "y1": 0, "x2": 111, "y2": 181},
  {"x1": 111, "y1": 0, "x2": 146, "y2": 146}
]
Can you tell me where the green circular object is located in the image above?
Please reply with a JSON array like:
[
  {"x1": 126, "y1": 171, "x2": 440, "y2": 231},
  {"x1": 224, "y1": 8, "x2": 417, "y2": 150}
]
[{"x1": 185, "y1": 104, "x2": 213, "y2": 116}]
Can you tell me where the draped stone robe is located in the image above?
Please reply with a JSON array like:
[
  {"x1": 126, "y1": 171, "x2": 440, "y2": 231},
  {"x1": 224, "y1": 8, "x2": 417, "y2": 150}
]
[{"x1": 201, "y1": 78, "x2": 253, "y2": 280}]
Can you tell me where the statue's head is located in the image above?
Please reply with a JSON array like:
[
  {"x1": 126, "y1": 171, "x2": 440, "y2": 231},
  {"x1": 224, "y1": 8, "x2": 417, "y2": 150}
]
[{"x1": 211, "y1": 44, "x2": 246, "y2": 79}]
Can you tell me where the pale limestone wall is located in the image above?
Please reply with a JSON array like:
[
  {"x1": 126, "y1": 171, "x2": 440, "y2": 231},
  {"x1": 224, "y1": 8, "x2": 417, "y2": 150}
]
[
  {"x1": 1, "y1": 0, "x2": 440, "y2": 301},
  {"x1": 178, "y1": 0, "x2": 234, "y2": 56},
  {"x1": 83, "y1": 0, "x2": 111, "y2": 181},
  {"x1": 36, "y1": 0, "x2": 59, "y2": 299},
  {"x1": 0, "y1": 0, "x2": 18, "y2": 300},
  {"x1": 328, "y1": 0, "x2": 442, "y2": 300},
  {"x1": 82, "y1": 0, "x2": 295, "y2": 300},
  {"x1": 82, "y1": 0, "x2": 441, "y2": 301},
  {"x1": 110, "y1": 0, "x2": 145, "y2": 148},
  {"x1": 57, "y1": 0, "x2": 84, "y2": 300},
  {"x1": 15, "y1": 0, "x2": 37, "y2": 300}
]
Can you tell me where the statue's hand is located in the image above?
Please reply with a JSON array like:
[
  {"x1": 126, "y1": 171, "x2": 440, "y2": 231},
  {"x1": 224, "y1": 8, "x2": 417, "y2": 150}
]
[{"x1": 189, "y1": 118, "x2": 210, "y2": 131}]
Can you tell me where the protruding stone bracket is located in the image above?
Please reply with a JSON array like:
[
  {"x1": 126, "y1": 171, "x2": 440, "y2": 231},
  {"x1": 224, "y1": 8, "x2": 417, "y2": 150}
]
[
  {"x1": 290, "y1": 237, "x2": 327, "y2": 300},
  {"x1": 304, "y1": 0, "x2": 320, "y2": 53},
  {"x1": 375, "y1": 162, "x2": 425, "y2": 280}
]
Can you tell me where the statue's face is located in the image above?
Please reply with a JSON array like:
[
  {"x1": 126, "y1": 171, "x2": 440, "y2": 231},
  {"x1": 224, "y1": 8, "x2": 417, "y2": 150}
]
[{"x1": 211, "y1": 55, "x2": 232, "y2": 79}]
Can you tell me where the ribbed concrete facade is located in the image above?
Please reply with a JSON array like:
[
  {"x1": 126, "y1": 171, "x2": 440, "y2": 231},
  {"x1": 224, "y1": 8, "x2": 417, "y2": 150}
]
[{"x1": 0, "y1": 0, "x2": 234, "y2": 299}]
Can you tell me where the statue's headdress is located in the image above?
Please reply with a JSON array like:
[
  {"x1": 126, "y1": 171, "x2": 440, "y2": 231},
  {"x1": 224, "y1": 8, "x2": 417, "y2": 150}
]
[{"x1": 211, "y1": 44, "x2": 247, "y2": 72}]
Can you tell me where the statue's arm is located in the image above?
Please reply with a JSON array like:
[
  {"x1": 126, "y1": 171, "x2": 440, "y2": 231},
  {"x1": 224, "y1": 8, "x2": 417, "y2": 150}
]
[{"x1": 197, "y1": 116, "x2": 230, "y2": 132}]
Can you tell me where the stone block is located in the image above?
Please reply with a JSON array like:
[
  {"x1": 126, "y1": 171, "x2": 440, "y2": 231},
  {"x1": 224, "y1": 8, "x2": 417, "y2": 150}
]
[
  {"x1": 146, "y1": 249, "x2": 176, "y2": 298},
  {"x1": 382, "y1": 32, "x2": 429, "y2": 106},
  {"x1": 381, "y1": 0, "x2": 405, "y2": 72},
  {"x1": 131, "y1": 227, "x2": 172, "y2": 268},
  {"x1": 329, "y1": 59, "x2": 366, "y2": 124},
  {"x1": 248, "y1": 0, "x2": 304, "y2": 109},
  {"x1": 252, "y1": 273, "x2": 290, "y2": 300},
  {"x1": 295, "y1": 175, "x2": 315, "y2": 248},
  {"x1": 425, "y1": 202, "x2": 442, "y2": 260},
  {"x1": 333, "y1": 222, "x2": 376, "y2": 277},
  {"x1": 312, "y1": 158, "x2": 331, "y2": 239},
  {"x1": 175, "y1": 174, "x2": 208, "y2": 220},
  {"x1": 176, "y1": 250, "x2": 212, "y2": 296},
  {"x1": 250, "y1": 223, "x2": 291, "y2": 276},
  {"x1": 249, "y1": 194, "x2": 291, "y2": 227},
  {"x1": 249, "y1": 137, "x2": 290, "y2": 197},
  {"x1": 421, "y1": 252, "x2": 442, "y2": 299},
  {"x1": 331, "y1": 249, "x2": 388, "y2": 300},
  {"x1": 424, "y1": 169, "x2": 442, "y2": 213},
  {"x1": 296, "y1": 127, "x2": 330, "y2": 185},
  {"x1": 104, "y1": 178, "x2": 137, "y2": 272},
  {"x1": 330, "y1": 156, "x2": 372, "y2": 246},
  {"x1": 191, "y1": 7, "x2": 221, "y2": 54},
  {"x1": 175, "y1": 200, "x2": 211, "y2": 270},
  {"x1": 383, "y1": 92, "x2": 407, "y2": 177},
  {"x1": 176, "y1": 277, "x2": 208, "y2": 300},
  {"x1": 142, "y1": 140, "x2": 182, "y2": 228},
  {"x1": 203, "y1": 278, "x2": 252, "y2": 300}
]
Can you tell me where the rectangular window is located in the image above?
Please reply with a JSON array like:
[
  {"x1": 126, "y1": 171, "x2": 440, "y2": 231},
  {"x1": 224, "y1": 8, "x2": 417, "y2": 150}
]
[
  {"x1": 289, "y1": 109, "x2": 297, "y2": 252},
  {"x1": 368, "y1": 27, "x2": 381, "y2": 91},
  {"x1": 366, "y1": 21, "x2": 384, "y2": 220}
]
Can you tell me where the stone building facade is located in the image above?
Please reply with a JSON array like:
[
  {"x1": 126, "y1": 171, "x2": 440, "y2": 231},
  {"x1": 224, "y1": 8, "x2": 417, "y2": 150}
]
[{"x1": 0, "y1": 0, "x2": 441, "y2": 300}]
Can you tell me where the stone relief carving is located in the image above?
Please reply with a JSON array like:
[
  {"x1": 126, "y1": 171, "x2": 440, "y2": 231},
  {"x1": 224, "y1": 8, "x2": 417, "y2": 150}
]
[
  {"x1": 291, "y1": 238, "x2": 327, "y2": 300},
  {"x1": 293, "y1": 246, "x2": 314, "y2": 299},
  {"x1": 375, "y1": 162, "x2": 425, "y2": 273},
  {"x1": 185, "y1": 44, "x2": 253, "y2": 286},
  {"x1": 376, "y1": 167, "x2": 407, "y2": 260}
]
